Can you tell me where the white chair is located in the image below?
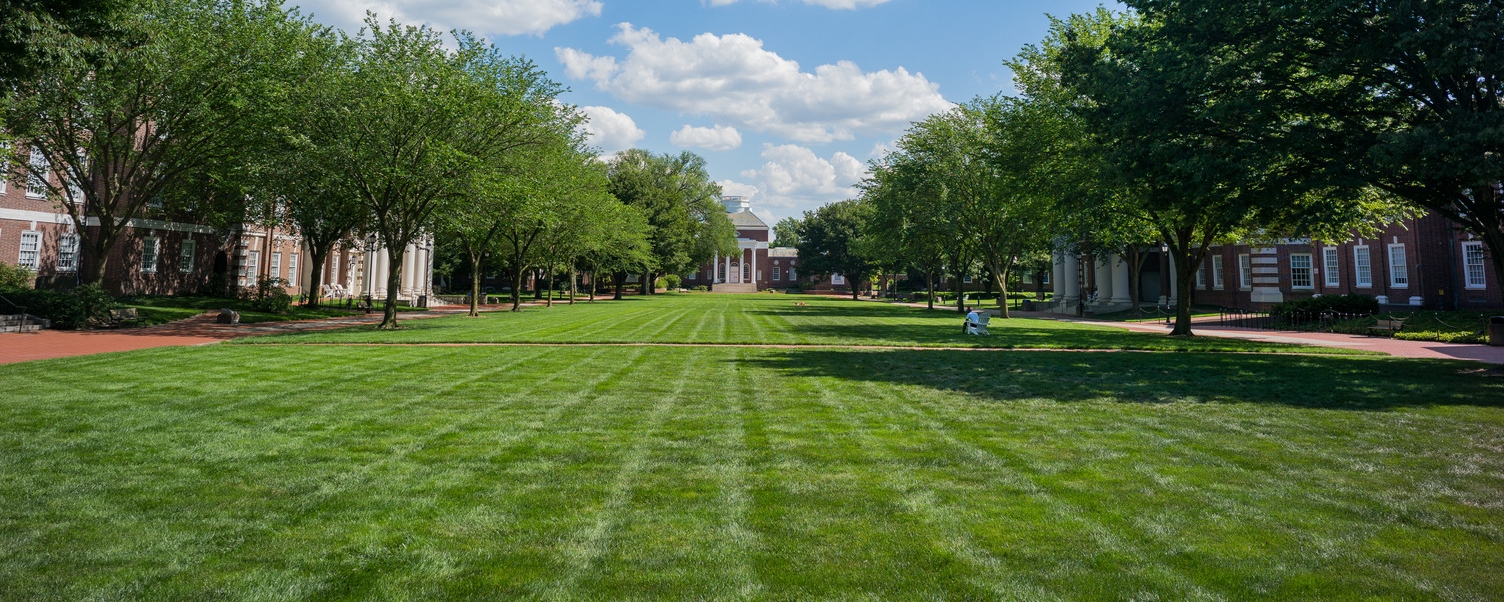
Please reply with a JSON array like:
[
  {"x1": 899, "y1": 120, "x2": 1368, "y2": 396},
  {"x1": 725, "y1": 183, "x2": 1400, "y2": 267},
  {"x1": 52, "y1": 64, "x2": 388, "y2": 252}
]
[{"x1": 966, "y1": 312, "x2": 991, "y2": 335}]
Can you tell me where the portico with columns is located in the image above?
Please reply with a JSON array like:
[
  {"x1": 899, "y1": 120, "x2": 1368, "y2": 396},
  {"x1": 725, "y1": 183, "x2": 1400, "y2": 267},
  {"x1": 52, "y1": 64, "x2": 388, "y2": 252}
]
[
  {"x1": 694, "y1": 196, "x2": 785, "y2": 293},
  {"x1": 1049, "y1": 246, "x2": 1163, "y2": 314}
]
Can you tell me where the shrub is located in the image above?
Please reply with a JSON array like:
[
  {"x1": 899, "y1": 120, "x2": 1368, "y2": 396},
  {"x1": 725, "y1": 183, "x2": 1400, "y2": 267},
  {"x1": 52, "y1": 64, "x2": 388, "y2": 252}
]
[
  {"x1": 0, "y1": 283, "x2": 114, "y2": 329},
  {"x1": 251, "y1": 276, "x2": 293, "y2": 314},
  {"x1": 1395, "y1": 330, "x2": 1488, "y2": 345},
  {"x1": 692, "y1": 285, "x2": 708, "y2": 292},
  {"x1": 661, "y1": 274, "x2": 682, "y2": 290},
  {"x1": 0, "y1": 262, "x2": 35, "y2": 290},
  {"x1": 1271, "y1": 293, "x2": 1379, "y2": 316}
]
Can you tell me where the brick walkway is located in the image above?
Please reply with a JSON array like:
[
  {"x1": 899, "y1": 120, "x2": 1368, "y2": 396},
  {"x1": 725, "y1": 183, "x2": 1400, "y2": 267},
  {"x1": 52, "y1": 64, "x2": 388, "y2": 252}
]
[{"x1": 0, "y1": 306, "x2": 473, "y2": 365}]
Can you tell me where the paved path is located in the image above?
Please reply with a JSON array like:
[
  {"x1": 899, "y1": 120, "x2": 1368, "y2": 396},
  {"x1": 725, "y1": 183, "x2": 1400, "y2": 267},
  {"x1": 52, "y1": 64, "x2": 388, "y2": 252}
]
[{"x1": 0, "y1": 306, "x2": 473, "y2": 365}]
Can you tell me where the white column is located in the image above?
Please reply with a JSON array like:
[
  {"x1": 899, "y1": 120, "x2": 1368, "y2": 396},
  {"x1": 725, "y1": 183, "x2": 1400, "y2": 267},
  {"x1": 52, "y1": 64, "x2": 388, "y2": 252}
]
[
  {"x1": 1166, "y1": 253, "x2": 1178, "y2": 306},
  {"x1": 713, "y1": 252, "x2": 718, "y2": 283},
  {"x1": 751, "y1": 244, "x2": 758, "y2": 289},
  {"x1": 1111, "y1": 254, "x2": 1132, "y2": 305},
  {"x1": 401, "y1": 244, "x2": 416, "y2": 295},
  {"x1": 376, "y1": 247, "x2": 390, "y2": 296},
  {"x1": 1094, "y1": 257, "x2": 1112, "y2": 303},
  {"x1": 724, "y1": 254, "x2": 731, "y2": 283},
  {"x1": 1249, "y1": 246, "x2": 1284, "y2": 304},
  {"x1": 1063, "y1": 253, "x2": 1081, "y2": 303}
]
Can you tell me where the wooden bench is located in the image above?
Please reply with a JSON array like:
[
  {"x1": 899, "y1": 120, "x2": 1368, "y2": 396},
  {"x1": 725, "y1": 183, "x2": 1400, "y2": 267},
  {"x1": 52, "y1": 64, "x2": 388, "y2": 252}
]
[
  {"x1": 1371, "y1": 318, "x2": 1406, "y2": 334},
  {"x1": 109, "y1": 307, "x2": 142, "y2": 326}
]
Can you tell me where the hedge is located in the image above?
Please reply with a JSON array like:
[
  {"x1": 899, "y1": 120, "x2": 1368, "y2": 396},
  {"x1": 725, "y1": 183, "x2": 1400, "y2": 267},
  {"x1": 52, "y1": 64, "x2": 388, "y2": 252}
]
[{"x1": 0, "y1": 284, "x2": 114, "y2": 329}]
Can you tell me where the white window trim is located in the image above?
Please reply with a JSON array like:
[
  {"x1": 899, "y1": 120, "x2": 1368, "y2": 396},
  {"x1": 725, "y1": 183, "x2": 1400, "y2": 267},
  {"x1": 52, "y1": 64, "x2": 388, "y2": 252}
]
[
  {"x1": 831, "y1": 273, "x2": 846, "y2": 286},
  {"x1": 57, "y1": 233, "x2": 79, "y2": 273},
  {"x1": 1322, "y1": 247, "x2": 1340, "y2": 288},
  {"x1": 1354, "y1": 246, "x2": 1373, "y2": 288},
  {"x1": 288, "y1": 253, "x2": 298, "y2": 287},
  {"x1": 1290, "y1": 253, "x2": 1314, "y2": 290},
  {"x1": 270, "y1": 252, "x2": 282, "y2": 280},
  {"x1": 1238, "y1": 254, "x2": 1251, "y2": 290},
  {"x1": 18, "y1": 230, "x2": 42, "y2": 270},
  {"x1": 1387, "y1": 243, "x2": 1408, "y2": 288},
  {"x1": 25, "y1": 147, "x2": 49, "y2": 199},
  {"x1": 772, "y1": 266, "x2": 781, "y2": 281},
  {"x1": 1462, "y1": 241, "x2": 1486, "y2": 289},
  {"x1": 1212, "y1": 255, "x2": 1225, "y2": 290},
  {"x1": 140, "y1": 236, "x2": 159, "y2": 274},
  {"x1": 0, "y1": 141, "x2": 9, "y2": 195},
  {"x1": 1195, "y1": 260, "x2": 1207, "y2": 290},
  {"x1": 179, "y1": 239, "x2": 196, "y2": 274}
]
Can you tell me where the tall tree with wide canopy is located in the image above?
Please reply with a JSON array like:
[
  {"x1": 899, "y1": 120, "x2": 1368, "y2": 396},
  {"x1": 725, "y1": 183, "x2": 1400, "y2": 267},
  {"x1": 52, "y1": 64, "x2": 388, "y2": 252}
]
[
  {"x1": 863, "y1": 153, "x2": 955, "y2": 311},
  {"x1": 1125, "y1": 0, "x2": 1504, "y2": 301},
  {"x1": 1057, "y1": 9, "x2": 1399, "y2": 334},
  {"x1": 606, "y1": 149, "x2": 736, "y2": 293},
  {"x1": 4, "y1": 0, "x2": 317, "y2": 286},
  {"x1": 795, "y1": 199, "x2": 877, "y2": 300},
  {"x1": 298, "y1": 21, "x2": 564, "y2": 328}
]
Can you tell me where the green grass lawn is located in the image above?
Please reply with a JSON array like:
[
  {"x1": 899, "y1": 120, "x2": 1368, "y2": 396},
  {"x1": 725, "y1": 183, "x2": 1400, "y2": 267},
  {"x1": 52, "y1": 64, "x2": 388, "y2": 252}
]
[
  {"x1": 1, "y1": 344, "x2": 1500, "y2": 599},
  {"x1": 245, "y1": 294, "x2": 1368, "y2": 354}
]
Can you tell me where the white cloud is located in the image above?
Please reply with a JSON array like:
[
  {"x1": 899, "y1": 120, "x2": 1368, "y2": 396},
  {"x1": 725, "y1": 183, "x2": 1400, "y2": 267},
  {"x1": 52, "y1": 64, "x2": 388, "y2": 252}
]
[
  {"x1": 725, "y1": 144, "x2": 869, "y2": 217},
  {"x1": 706, "y1": 0, "x2": 893, "y2": 8},
  {"x1": 578, "y1": 106, "x2": 645, "y2": 155},
  {"x1": 298, "y1": 0, "x2": 602, "y2": 37},
  {"x1": 555, "y1": 24, "x2": 952, "y2": 143},
  {"x1": 670, "y1": 125, "x2": 743, "y2": 151}
]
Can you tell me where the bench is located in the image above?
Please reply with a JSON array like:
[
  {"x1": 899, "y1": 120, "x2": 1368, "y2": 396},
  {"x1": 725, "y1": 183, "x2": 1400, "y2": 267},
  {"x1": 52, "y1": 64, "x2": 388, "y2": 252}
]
[
  {"x1": 109, "y1": 307, "x2": 142, "y2": 326},
  {"x1": 1371, "y1": 318, "x2": 1406, "y2": 334}
]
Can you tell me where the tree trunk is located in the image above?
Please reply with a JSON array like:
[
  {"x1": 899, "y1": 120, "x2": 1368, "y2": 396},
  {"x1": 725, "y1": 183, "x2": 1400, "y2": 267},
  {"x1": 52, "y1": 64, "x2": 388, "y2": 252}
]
[
  {"x1": 954, "y1": 272, "x2": 966, "y2": 313},
  {"x1": 304, "y1": 247, "x2": 331, "y2": 308},
  {"x1": 378, "y1": 246, "x2": 405, "y2": 330},
  {"x1": 989, "y1": 263, "x2": 1011, "y2": 319},
  {"x1": 569, "y1": 268, "x2": 577, "y2": 305},
  {"x1": 82, "y1": 228, "x2": 120, "y2": 286},
  {"x1": 641, "y1": 271, "x2": 654, "y2": 295},
  {"x1": 510, "y1": 263, "x2": 527, "y2": 311},
  {"x1": 545, "y1": 267, "x2": 554, "y2": 307},
  {"x1": 613, "y1": 271, "x2": 625, "y2": 300},
  {"x1": 927, "y1": 271, "x2": 935, "y2": 310},
  {"x1": 468, "y1": 254, "x2": 484, "y2": 317}
]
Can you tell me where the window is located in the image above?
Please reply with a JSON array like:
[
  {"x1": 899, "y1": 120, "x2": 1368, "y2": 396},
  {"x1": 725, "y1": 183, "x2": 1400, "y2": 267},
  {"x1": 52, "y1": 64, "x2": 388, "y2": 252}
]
[
  {"x1": 18, "y1": 231, "x2": 41, "y2": 270},
  {"x1": 26, "y1": 147, "x2": 49, "y2": 198},
  {"x1": 1388, "y1": 244, "x2": 1408, "y2": 287},
  {"x1": 179, "y1": 240, "x2": 196, "y2": 274},
  {"x1": 963, "y1": 275, "x2": 973, "y2": 284},
  {"x1": 788, "y1": 267, "x2": 796, "y2": 281},
  {"x1": 741, "y1": 262, "x2": 749, "y2": 282},
  {"x1": 1212, "y1": 255, "x2": 1225, "y2": 290},
  {"x1": 1354, "y1": 246, "x2": 1372, "y2": 287},
  {"x1": 1238, "y1": 254, "x2": 1251, "y2": 289},
  {"x1": 141, "y1": 236, "x2": 159, "y2": 273},
  {"x1": 271, "y1": 252, "x2": 282, "y2": 280},
  {"x1": 241, "y1": 250, "x2": 260, "y2": 286},
  {"x1": 287, "y1": 253, "x2": 298, "y2": 287},
  {"x1": 1463, "y1": 241, "x2": 1486, "y2": 289},
  {"x1": 772, "y1": 266, "x2": 781, "y2": 281},
  {"x1": 0, "y1": 141, "x2": 9, "y2": 194},
  {"x1": 1195, "y1": 259, "x2": 1207, "y2": 289},
  {"x1": 1290, "y1": 253, "x2": 1313, "y2": 289},
  {"x1": 1323, "y1": 248, "x2": 1340, "y2": 287},
  {"x1": 688, "y1": 272, "x2": 697, "y2": 281},
  {"x1": 57, "y1": 234, "x2": 78, "y2": 273},
  {"x1": 832, "y1": 273, "x2": 845, "y2": 286},
  {"x1": 1041, "y1": 272, "x2": 1049, "y2": 285}
]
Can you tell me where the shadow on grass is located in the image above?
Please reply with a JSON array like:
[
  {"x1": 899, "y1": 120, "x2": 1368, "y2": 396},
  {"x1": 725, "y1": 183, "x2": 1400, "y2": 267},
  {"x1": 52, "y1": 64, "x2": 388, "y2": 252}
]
[{"x1": 740, "y1": 349, "x2": 1504, "y2": 409}]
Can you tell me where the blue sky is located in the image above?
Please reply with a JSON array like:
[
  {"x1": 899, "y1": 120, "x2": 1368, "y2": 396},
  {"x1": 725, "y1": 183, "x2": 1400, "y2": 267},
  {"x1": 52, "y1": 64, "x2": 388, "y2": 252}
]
[{"x1": 293, "y1": 0, "x2": 1120, "y2": 225}]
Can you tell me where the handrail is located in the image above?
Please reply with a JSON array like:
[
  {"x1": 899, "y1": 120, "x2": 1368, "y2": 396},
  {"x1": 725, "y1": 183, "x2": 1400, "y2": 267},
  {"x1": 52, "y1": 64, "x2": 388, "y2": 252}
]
[{"x1": 0, "y1": 292, "x2": 28, "y2": 330}]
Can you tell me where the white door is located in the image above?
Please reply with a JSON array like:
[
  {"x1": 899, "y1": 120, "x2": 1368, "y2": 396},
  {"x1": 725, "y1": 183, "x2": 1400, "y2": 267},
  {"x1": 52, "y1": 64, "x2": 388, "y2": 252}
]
[{"x1": 730, "y1": 263, "x2": 741, "y2": 283}]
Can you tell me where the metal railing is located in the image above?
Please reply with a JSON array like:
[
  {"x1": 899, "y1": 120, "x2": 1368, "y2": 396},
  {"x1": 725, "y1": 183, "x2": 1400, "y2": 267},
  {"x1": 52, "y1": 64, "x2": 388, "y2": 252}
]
[
  {"x1": 1217, "y1": 308, "x2": 1375, "y2": 331},
  {"x1": 0, "y1": 292, "x2": 30, "y2": 331}
]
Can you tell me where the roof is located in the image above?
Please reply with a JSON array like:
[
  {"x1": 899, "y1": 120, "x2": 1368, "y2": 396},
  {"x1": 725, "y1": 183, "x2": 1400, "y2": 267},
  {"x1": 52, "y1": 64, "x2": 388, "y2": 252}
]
[
  {"x1": 768, "y1": 247, "x2": 798, "y2": 258},
  {"x1": 728, "y1": 210, "x2": 768, "y2": 229}
]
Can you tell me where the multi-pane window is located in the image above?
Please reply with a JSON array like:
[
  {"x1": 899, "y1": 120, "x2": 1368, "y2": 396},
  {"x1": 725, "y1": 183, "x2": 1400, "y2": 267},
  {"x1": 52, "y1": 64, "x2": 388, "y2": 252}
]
[
  {"x1": 1195, "y1": 259, "x2": 1206, "y2": 289},
  {"x1": 1323, "y1": 248, "x2": 1340, "y2": 287},
  {"x1": 772, "y1": 266, "x2": 781, "y2": 281},
  {"x1": 0, "y1": 141, "x2": 9, "y2": 194},
  {"x1": 833, "y1": 273, "x2": 846, "y2": 286},
  {"x1": 1212, "y1": 255, "x2": 1225, "y2": 290},
  {"x1": 1388, "y1": 244, "x2": 1408, "y2": 287},
  {"x1": 1463, "y1": 241, "x2": 1486, "y2": 289},
  {"x1": 270, "y1": 252, "x2": 282, "y2": 281},
  {"x1": 788, "y1": 267, "x2": 796, "y2": 281},
  {"x1": 140, "y1": 236, "x2": 159, "y2": 273},
  {"x1": 288, "y1": 253, "x2": 299, "y2": 287},
  {"x1": 57, "y1": 234, "x2": 78, "y2": 273},
  {"x1": 1238, "y1": 254, "x2": 1251, "y2": 289},
  {"x1": 26, "y1": 148, "x2": 49, "y2": 198},
  {"x1": 1290, "y1": 253, "x2": 1313, "y2": 289},
  {"x1": 1040, "y1": 272, "x2": 1048, "y2": 284},
  {"x1": 241, "y1": 250, "x2": 259, "y2": 286},
  {"x1": 1354, "y1": 246, "x2": 1373, "y2": 287},
  {"x1": 18, "y1": 231, "x2": 41, "y2": 270},
  {"x1": 179, "y1": 240, "x2": 195, "y2": 273}
]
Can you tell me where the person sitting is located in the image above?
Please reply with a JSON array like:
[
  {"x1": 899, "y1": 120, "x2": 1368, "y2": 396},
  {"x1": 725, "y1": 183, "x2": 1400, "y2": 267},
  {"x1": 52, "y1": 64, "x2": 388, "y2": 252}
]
[
  {"x1": 964, "y1": 307, "x2": 990, "y2": 335},
  {"x1": 963, "y1": 307, "x2": 977, "y2": 334}
]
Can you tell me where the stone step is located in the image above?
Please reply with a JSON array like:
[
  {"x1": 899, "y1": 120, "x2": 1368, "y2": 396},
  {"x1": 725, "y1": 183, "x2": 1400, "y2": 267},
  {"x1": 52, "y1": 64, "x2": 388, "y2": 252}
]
[
  {"x1": 0, "y1": 314, "x2": 50, "y2": 331},
  {"x1": 711, "y1": 283, "x2": 759, "y2": 293}
]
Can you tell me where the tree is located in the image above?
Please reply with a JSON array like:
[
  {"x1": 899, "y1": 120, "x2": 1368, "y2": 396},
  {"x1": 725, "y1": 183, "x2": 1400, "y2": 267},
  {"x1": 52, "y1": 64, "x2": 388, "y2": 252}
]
[
  {"x1": 1057, "y1": 9, "x2": 1397, "y2": 334},
  {"x1": 795, "y1": 199, "x2": 876, "y2": 301},
  {"x1": 4, "y1": 0, "x2": 317, "y2": 286},
  {"x1": 606, "y1": 149, "x2": 736, "y2": 294},
  {"x1": 0, "y1": 0, "x2": 124, "y2": 85},
  {"x1": 1128, "y1": 0, "x2": 1504, "y2": 300},
  {"x1": 298, "y1": 21, "x2": 564, "y2": 328},
  {"x1": 771, "y1": 217, "x2": 801, "y2": 248},
  {"x1": 581, "y1": 202, "x2": 653, "y2": 301},
  {"x1": 863, "y1": 155, "x2": 953, "y2": 310}
]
